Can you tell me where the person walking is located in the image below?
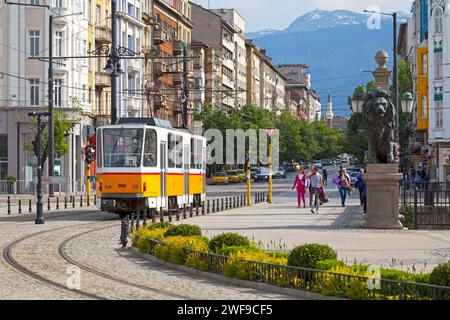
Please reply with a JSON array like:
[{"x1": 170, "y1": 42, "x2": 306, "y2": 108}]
[
  {"x1": 322, "y1": 168, "x2": 328, "y2": 186},
  {"x1": 292, "y1": 167, "x2": 307, "y2": 208},
  {"x1": 308, "y1": 166, "x2": 324, "y2": 214},
  {"x1": 337, "y1": 169, "x2": 351, "y2": 207},
  {"x1": 355, "y1": 169, "x2": 365, "y2": 206}
]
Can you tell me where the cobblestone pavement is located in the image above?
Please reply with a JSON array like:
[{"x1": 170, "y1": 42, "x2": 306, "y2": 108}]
[
  {"x1": 0, "y1": 211, "x2": 299, "y2": 300},
  {"x1": 179, "y1": 178, "x2": 450, "y2": 273}
]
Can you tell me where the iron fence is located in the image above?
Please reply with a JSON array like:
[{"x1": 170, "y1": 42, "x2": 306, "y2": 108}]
[
  {"x1": 414, "y1": 189, "x2": 450, "y2": 229},
  {"x1": 145, "y1": 238, "x2": 450, "y2": 300},
  {"x1": 0, "y1": 179, "x2": 92, "y2": 195}
]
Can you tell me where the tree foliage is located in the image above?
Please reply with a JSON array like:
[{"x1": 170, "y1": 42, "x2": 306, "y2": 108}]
[
  {"x1": 194, "y1": 104, "x2": 343, "y2": 165},
  {"x1": 24, "y1": 97, "x2": 82, "y2": 168}
]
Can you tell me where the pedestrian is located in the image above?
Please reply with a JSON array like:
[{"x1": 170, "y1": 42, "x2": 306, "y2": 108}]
[
  {"x1": 292, "y1": 166, "x2": 307, "y2": 208},
  {"x1": 322, "y1": 168, "x2": 328, "y2": 186},
  {"x1": 355, "y1": 169, "x2": 365, "y2": 207},
  {"x1": 337, "y1": 169, "x2": 351, "y2": 207},
  {"x1": 308, "y1": 166, "x2": 324, "y2": 214},
  {"x1": 361, "y1": 176, "x2": 367, "y2": 213}
]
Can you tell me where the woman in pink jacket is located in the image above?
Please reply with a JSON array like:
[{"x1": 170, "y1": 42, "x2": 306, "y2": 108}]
[{"x1": 292, "y1": 167, "x2": 307, "y2": 208}]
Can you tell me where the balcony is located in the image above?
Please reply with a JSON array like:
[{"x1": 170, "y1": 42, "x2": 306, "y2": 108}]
[
  {"x1": 153, "y1": 29, "x2": 168, "y2": 45},
  {"x1": 126, "y1": 95, "x2": 142, "y2": 112},
  {"x1": 142, "y1": 12, "x2": 157, "y2": 26},
  {"x1": 51, "y1": 7, "x2": 69, "y2": 25},
  {"x1": 53, "y1": 58, "x2": 69, "y2": 75},
  {"x1": 95, "y1": 25, "x2": 111, "y2": 44},
  {"x1": 173, "y1": 40, "x2": 184, "y2": 56},
  {"x1": 127, "y1": 58, "x2": 141, "y2": 74},
  {"x1": 172, "y1": 73, "x2": 183, "y2": 85},
  {"x1": 153, "y1": 61, "x2": 167, "y2": 75},
  {"x1": 95, "y1": 71, "x2": 111, "y2": 87}
]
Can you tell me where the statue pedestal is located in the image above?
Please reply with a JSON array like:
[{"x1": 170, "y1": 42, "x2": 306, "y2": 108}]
[{"x1": 364, "y1": 164, "x2": 403, "y2": 229}]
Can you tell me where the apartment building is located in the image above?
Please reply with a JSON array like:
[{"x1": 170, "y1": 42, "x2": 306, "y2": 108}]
[
  {"x1": 0, "y1": 0, "x2": 92, "y2": 191},
  {"x1": 191, "y1": 3, "x2": 238, "y2": 112},
  {"x1": 153, "y1": 0, "x2": 193, "y2": 127},
  {"x1": 279, "y1": 64, "x2": 321, "y2": 122},
  {"x1": 245, "y1": 39, "x2": 261, "y2": 107}
]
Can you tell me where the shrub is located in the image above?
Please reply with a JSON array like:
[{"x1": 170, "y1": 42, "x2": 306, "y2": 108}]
[
  {"x1": 319, "y1": 266, "x2": 372, "y2": 299},
  {"x1": 164, "y1": 224, "x2": 202, "y2": 237},
  {"x1": 148, "y1": 222, "x2": 172, "y2": 230},
  {"x1": 185, "y1": 253, "x2": 209, "y2": 272},
  {"x1": 209, "y1": 233, "x2": 250, "y2": 253},
  {"x1": 6, "y1": 176, "x2": 16, "y2": 182},
  {"x1": 315, "y1": 259, "x2": 345, "y2": 271},
  {"x1": 223, "y1": 251, "x2": 287, "y2": 281},
  {"x1": 132, "y1": 227, "x2": 169, "y2": 254},
  {"x1": 414, "y1": 273, "x2": 431, "y2": 284},
  {"x1": 220, "y1": 244, "x2": 262, "y2": 256},
  {"x1": 380, "y1": 269, "x2": 415, "y2": 282},
  {"x1": 430, "y1": 262, "x2": 450, "y2": 287},
  {"x1": 287, "y1": 244, "x2": 337, "y2": 269},
  {"x1": 154, "y1": 236, "x2": 209, "y2": 265}
]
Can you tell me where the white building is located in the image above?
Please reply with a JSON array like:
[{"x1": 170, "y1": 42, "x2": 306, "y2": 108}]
[
  {"x1": 116, "y1": 0, "x2": 145, "y2": 118},
  {"x1": 0, "y1": 0, "x2": 91, "y2": 191},
  {"x1": 428, "y1": 0, "x2": 450, "y2": 182}
]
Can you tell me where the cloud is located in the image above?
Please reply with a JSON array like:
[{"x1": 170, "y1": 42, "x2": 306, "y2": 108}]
[{"x1": 191, "y1": 0, "x2": 412, "y2": 32}]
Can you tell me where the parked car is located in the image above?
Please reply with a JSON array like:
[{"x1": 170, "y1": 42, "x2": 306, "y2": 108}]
[
  {"x1": 237, "y1": 169, "x2": 247, "y2": 182},
  {"x1": 226, "y1": 170, "x2": 241, "y2": 183},
  {"x1": 322, "y1": 159, "x2": 333, "y2": 166},
  {"x1": 273, "y1": 167, "x2": 287, "y2": 179},
  {"x1": 250, "y1": 167, "x2": 259, "y2": 179},
  {"x1": 212, "y1": 172, "x2": 229, "y2": 185},
  {"x1": 312, "y1": 160, "x2": 323, "y2": 169},
  {"x1": 350, "y1": 172, "x2": 360, "y2": 187},
  {"x1": 254, "y1": 168, "x2": 270, "y2": 183}
]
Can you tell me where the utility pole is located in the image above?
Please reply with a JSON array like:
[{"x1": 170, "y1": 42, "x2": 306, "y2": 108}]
[
  {"x1": 111, "y1": 0, "x2": 118, "y2": 124},
  {"x1": 29, "y1": 112, "x2": 50, "y2": 225},
  {"x1": 393, "y1": 12, "x2": 399, "y2": 145},
  {"x1": 182, "y1": 45, "x2": 189, "y2": 129},
  {"x1": 48, "y1": 14, "x2": 55, "y2": 197}
]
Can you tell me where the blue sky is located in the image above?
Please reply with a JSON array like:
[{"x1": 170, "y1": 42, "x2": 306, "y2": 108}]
[{"x1": 190, "y1": 0, "x2": 413, "y2": 32}]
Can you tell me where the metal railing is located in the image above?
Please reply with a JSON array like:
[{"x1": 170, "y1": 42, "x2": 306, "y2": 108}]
[
  {"x1": 145, "y1": 238, "x2": 450, "y2": 300},
  {"x1": 0, "y1": 179, "x2": 89, "y2": 195}
]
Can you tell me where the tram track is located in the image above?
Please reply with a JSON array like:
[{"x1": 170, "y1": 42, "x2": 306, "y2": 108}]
[
  {"x1": 3, "y1": 221, "x2": 111, "y2": 300},
  {"x1": 59, "y1": 228, "x2": 192, "y2": 300}
]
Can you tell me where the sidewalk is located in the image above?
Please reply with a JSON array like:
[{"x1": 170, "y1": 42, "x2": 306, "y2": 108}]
[{"x1": 176, "y1": 191, "x2": 450, "y2": 273}]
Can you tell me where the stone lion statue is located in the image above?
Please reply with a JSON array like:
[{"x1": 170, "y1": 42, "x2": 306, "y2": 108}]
[{"x1": 362, "y1": 87, "x2": 397, "y2": 164}]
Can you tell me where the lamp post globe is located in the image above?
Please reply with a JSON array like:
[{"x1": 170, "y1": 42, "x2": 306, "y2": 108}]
[
  {"x1": 351, "y1": 92, "x2": 365, "y2": 114},
  {"x1": 104, "y1": 58, "x2": 115, "y2": 75},
  {"x1": 400, "y1": 92, "x2": 414, "y2": 114}
]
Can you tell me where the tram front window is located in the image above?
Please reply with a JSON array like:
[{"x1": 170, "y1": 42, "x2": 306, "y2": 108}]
[{"x1": 103, "y1": 129, "x2": 144, "y2": 168}]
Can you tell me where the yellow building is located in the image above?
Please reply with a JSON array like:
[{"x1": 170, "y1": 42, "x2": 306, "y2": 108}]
[
  {"x1": 93, "y1": 0, "x2": 112, "y2": 126},
  {"x1": 416, "y1": 45, "x2": 429, "y2": 133}
]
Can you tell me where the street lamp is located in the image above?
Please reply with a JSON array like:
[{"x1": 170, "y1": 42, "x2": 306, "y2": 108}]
[
  {"x1": 28, "y1": 112, "x2": 50, "y2": 225},
  {"x1": 400, "y1": 92, "x2": 414, "y2": 114},
  {"x1": 350, "y1": 92, "x2": 365, "y2": 114}
]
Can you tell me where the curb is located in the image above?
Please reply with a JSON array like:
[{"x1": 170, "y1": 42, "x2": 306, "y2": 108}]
[{"x1": 131, "y1": 247, "x2": 345, "y2": 300}]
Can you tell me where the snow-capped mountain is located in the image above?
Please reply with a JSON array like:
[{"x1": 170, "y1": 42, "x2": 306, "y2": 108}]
[
  {"x1": 247, "y1": 9, "x2": 410, "y2": 116},
  {"x1": 247, "y1": 10, "x2": 409, "y2": 38}
]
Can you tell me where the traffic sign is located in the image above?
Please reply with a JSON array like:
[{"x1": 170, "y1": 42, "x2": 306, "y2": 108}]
[{"x1": 263, "y1": 128, "x2": 276, "y2": 139}]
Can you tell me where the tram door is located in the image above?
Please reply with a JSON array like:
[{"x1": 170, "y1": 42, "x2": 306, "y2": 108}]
[
  {"x1": 184, "y1": 144, "x2": 190, "y2": 206},
  {"x1": 160, "y1": 141, "x2": 167, "y2": 209}
]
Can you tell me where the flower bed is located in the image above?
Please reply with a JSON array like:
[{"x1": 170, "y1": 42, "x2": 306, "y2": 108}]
[{"x1": 132, "y1": 224, "x2": 450, "y2": 300}]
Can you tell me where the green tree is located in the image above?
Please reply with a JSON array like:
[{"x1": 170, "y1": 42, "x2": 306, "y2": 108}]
[
  {"x1": 25, "y1": 97, "x2": 82, "y2": 168},
  {"x1": 397, "y1": 58, "x2": 414, "y2": 157}
]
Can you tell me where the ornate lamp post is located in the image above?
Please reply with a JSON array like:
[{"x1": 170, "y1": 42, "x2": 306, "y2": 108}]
[
  {"x1": 400, "y1": 92, "x2": 414, "y2": 114},
  {"x1": 350, "y1": 92, "x2": 365, "y2": 114}
]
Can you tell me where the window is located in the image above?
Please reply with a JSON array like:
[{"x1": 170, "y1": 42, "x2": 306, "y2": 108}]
[
  {"x1": 127, "y1": 3, "x2": 135, "y2": 17},
  {"x1": 88, "y1": 0, "x2": 92, "y2": 23},
  {"x1": 97, "y1": 129, "x2": 102, "y2": 168},
  {"x1": 436, "y1": 101, "x2": 444, "y2": 128},
  {"x1": 0, "y1": 135, "x2": 7, "y2": 180},
  {"x1": 103, "y1": 129, "x2": 144, "y2": 167},
  {"x1": 54, "y1": 79, "x2": 63, "y2": 107},
  {"x1": 55, "y1": 0, "x2": 63, "y2": 7},
  {"x1": 421, "y1": 53, "x2": 428, "y2": 76},
  {"x1": 29, "y1": 0, "x2": 40, "y2": 5},
  {"x1": 82, "y1": 0, "x2": 86, "y2": 17},
  {"x1": 143, "y1": 129, "x2": 157, "y2": 167},
  {"x1": 168, "y1": 133, "x2": 183, "y2": 168},
  {"x1": 127, "y1": 75, "x2": 135, "y2": 95},
  {"x1": 435, "y1": 52, "x2": 443, "y2": 80},
  {"x1": 55, "y1": 31, "x2": 63, "y2": 56},
  {"x1": 82, "y1": 40, "x2": 87, "y2": 64},
  {"x1": 434, "y1": 8, "x2": 443, "y2": 34},
  {"x1": 96, "y1": 5, "x2": 101, "y2": 24},
  {"x1": 29, "y1": 78, "x2": 39, "y2": 106},
  {"x1": 190, "y1": 138, "x2": 203, "y2": 170},
  {"x1": 127, "y1": 35, "x2": 134, "y2": 51},
  {"x1": 82, "y1": 85, "x2": 87, "y2": 102},
  {"x1": 96, "y1": 90, "x2": 101, "y2": 114},
  {"x1": 29, "y1": 30, "x2": 40, "y2": 56},
  {"x1": 422, "y1": 96, "x2": 428, "y2": 119}
]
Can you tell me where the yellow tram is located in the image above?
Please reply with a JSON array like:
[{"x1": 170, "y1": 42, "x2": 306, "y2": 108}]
[{"x1": 95, "y1": 118, "x2": 206, "y2": 217}]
